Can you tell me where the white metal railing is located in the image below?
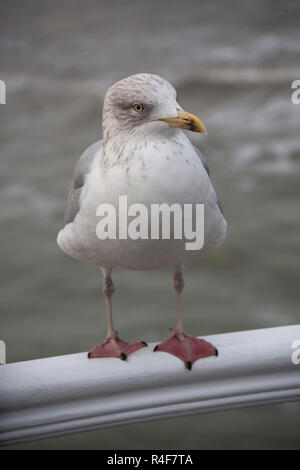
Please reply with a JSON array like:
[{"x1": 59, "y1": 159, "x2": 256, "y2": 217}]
[{"x1": 0, "y1": 325, "x2": 300, "y2": 446}]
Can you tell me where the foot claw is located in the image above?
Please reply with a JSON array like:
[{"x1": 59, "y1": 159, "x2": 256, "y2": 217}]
[
  {"x1": 120, "y1": 352, "x2": 127, "y2": 361},
  {"x1": 153, "y1": 345, "x2": 159, "y2": 352},
  {"x1": 87, "y1": 352, "x2": 91, "y2": 358},
  {"x1": 215, "y1": 348, "x2": 219, "y2": 357},
  {"x1": 142, "y1": 341, "x2": 148, "y2": 346},
  {"x1": 186, "y1": 360, "x2": 192, "y2": 370}
]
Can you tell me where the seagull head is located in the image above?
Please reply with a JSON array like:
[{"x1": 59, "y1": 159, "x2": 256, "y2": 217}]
[{"x1": 102, "y1": 73, "x2": 206, "y2": 141}]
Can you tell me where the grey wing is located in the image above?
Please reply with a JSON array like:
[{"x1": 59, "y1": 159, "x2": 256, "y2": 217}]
[
  {"x1": 193, "y1": 145, "x2": 224, "y2": 215},
  {"x1": 64, "y1": 140, "x2": 103, "y2": 224},
  {"x1": 193, "y1": 145, "x2": 210, "y2": 176}
]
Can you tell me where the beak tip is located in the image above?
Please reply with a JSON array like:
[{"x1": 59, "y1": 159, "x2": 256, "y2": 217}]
[
  {"x1": 160, "y1": 109, "x2": 207, "y2": 135},
  {"x1": 196, "y1": 126, "x2": 207, "y2": 136}
]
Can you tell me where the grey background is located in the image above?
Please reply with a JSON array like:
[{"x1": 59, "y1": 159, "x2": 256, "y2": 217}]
[{"x1": 1, "y1": 0, "x2": 300, "y2": 450}]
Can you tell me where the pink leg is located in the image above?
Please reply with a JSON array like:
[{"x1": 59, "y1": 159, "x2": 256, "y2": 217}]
[
  {"x1": 154, "y1": 265, "x2": 218, "y2": 370},
  {"x1": 88, "y1": 268, "x2": 147, "y2": 360}
]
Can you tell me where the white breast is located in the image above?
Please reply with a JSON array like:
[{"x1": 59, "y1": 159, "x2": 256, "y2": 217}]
[{"x1": 57, "y1": 129, "x2": 226, "y2": 269}]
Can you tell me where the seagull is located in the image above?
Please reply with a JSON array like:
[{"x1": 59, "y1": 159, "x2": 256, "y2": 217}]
[{"x1": 57, "y1": 73, "x2": 227, "y2": 370}]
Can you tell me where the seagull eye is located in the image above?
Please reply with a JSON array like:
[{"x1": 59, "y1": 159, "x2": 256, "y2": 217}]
[{"x1": 133, "y1": 103, "x2": 144, "y2": 113}]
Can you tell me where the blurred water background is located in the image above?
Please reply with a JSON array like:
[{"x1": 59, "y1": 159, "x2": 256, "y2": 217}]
[{"x1": 1, "y1": 0, "x2": 300, "y2": 449}]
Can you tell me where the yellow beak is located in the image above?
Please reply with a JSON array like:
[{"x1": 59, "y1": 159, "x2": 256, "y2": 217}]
[{"x1": 159, "y1": 108, "x2": 207, "y2": 134}]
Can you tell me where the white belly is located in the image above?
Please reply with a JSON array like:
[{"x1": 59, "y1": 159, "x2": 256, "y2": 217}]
[{"x1": 57, "y1": 131, "x2": 227, "y2": 269}]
